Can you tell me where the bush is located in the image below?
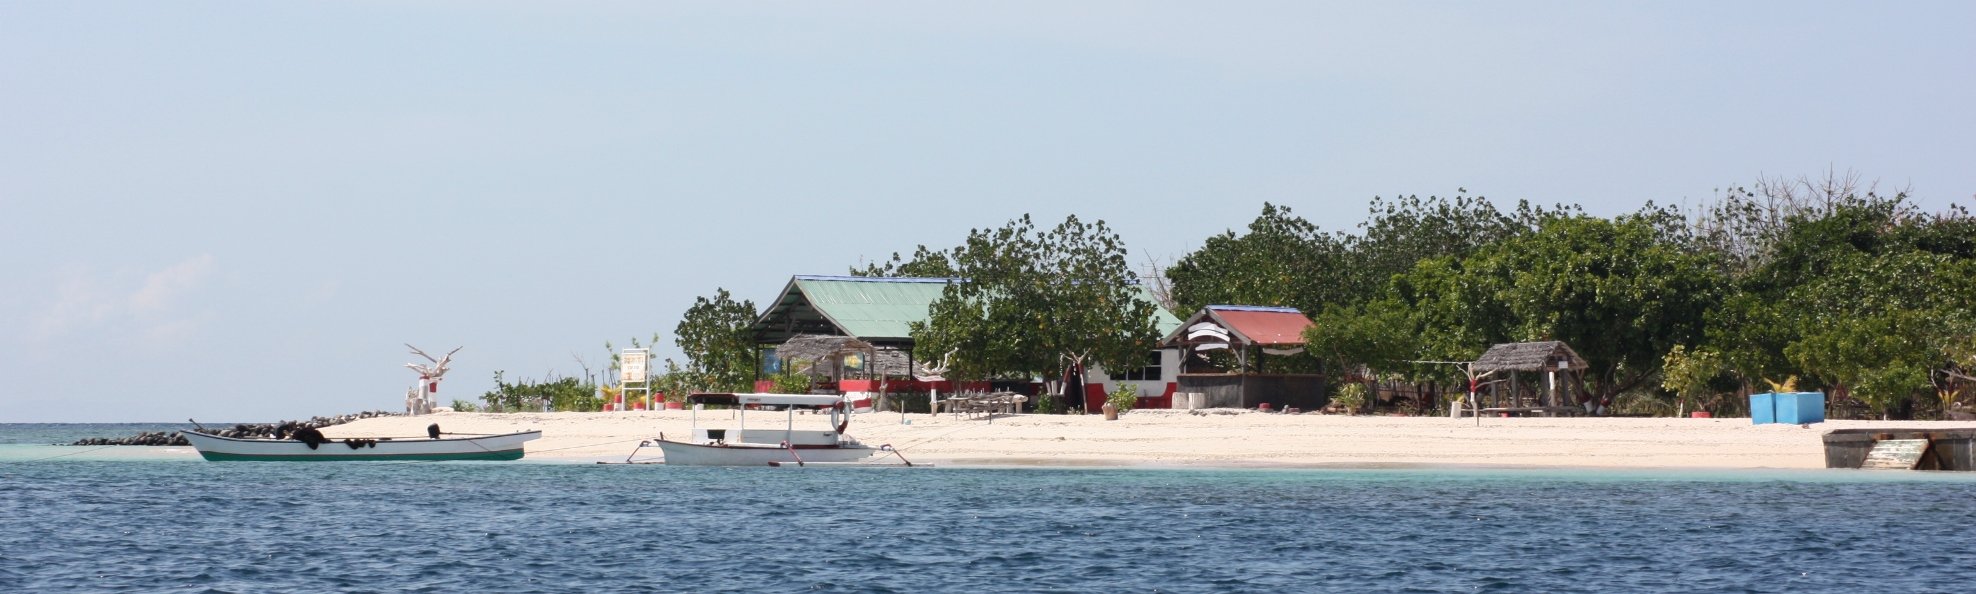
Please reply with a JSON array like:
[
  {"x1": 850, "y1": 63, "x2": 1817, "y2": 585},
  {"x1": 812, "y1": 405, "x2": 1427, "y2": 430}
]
[
  {"x1": 1034, "y1": 393, "x2": 1066, "y2": 415},
  {"x1": 769, "y1": 370, "x2": 812, "y2": 394},
  {"x1": 1331, "y1": 383, "x2": 1367, "y2": 414},
  {"x1": 1108, "y1": 384, "x2": 1138, "y2": 413},
  {"x1": 479, "y1": 371, "x2": 599, "y2": 412},
  {"x1": 449, "y1": 400, "x2": 480, "y2": 413}
]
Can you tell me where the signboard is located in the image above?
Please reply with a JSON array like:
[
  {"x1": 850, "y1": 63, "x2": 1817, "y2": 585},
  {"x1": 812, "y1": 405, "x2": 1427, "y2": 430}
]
[{"x1": 620, "y1": 349, "x2": 648, "y2": 383}]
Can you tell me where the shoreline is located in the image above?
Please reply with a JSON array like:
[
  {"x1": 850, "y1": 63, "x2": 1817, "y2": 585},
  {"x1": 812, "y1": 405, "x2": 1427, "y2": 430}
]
[{"x1": 303, "y1": 409, "x2": 1973, "y2": 470}]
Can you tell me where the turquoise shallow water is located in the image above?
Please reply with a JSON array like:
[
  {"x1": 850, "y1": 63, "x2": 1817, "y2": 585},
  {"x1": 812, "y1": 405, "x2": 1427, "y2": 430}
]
[
  {"x1": 4, "y1": 424, "x2": 1976, "y2": 592},
  {"x1": 0, "y1": 423, "x2": 207, "y2": 446}
]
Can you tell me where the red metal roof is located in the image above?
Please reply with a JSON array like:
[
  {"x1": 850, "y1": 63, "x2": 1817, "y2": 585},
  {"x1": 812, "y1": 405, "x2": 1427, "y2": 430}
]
[{"x1": 1209, "y1": 308, "x2": 1315, "y2": 346}]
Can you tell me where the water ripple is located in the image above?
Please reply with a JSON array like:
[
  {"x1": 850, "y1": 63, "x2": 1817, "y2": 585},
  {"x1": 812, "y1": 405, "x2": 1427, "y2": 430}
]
[{"x1": 5, "y1": 463, "x2": 1976, "y2": 592}]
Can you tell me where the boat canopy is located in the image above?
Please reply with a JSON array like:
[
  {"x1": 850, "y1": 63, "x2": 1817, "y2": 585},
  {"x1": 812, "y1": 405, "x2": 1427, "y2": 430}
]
[{"x1": 686, "y1": 393, "x2": 845, "y2": 407}]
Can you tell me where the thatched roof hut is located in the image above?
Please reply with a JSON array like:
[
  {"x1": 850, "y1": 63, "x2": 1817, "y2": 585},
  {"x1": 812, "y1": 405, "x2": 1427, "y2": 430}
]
[
  {"x1": 1472, "y1": 341, "x2": 1588, "y2": 373},
  {"x1": 775, "y1": 334, "x2": 874, "y2": 363},
  {"x1": 773, "y1": 334, "x2": 929, "y2": 379}
]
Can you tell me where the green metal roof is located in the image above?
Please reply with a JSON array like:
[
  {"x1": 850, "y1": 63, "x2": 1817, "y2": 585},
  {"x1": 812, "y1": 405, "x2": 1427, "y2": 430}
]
[{"x1": 751, "y1": 275, "x2": 1182, "y2": 344}]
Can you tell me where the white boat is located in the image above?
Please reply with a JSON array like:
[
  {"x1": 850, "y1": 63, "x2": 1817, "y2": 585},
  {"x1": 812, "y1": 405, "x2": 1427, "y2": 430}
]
[
  {"x1": 182, "y1": 428, "x2": 541, "y2": 461},
  {"x1": 654, "y1": 393, "x2": 880, "y2": 466}
]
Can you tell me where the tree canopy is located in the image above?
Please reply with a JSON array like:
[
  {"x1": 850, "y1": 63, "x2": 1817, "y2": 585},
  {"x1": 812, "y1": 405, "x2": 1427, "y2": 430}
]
[
  {"x1": 1287, "y1": 176, "x2": 1975, "y2": 418},
  {"x1": 673, "y1": 288, "x2": 760, "y2": 393},
  {"x1": 908, "y1": 214, "x2": 1160, "y2": 389}
]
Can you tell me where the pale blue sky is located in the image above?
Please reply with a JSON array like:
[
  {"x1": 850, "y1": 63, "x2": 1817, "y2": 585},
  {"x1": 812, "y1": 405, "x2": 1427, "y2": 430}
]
[{"x1": 4, "y1": 2, "x2": 1972, "y2": 422}]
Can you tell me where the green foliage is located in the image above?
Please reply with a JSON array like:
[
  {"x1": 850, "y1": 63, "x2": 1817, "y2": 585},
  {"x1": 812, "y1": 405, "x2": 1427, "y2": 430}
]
[
  {"x1": 604, "y1": 333, "x2": 663, "y2": 384},
  {"x1": 1661, "y1": 345, "x2": 1726, "y2": 413},
  {"x1": 910, "y1": 214, "x2": 1160, "y2": 386},
  {"x1": 1343, "y1": 193, "x2": 1575, "y2": 300},
  {"x1": 1850, "y1": 365, "x2": 1931, "y2": 418},
  {"x1": 850, "y1": 245, "x2": 958, "y2": 278},
  {"x1": 1033, "y1": 393, "x2": 1067, "y2": 415},
  {"x1": 478, "y1": 371, "x2": 599, "y2": 412},
  {"x1": 650, "y1": 358, "x2": 700, "y2": 402},
  {"x1": 1331, "y1": 383, "x2": 1368, "y2": 414},
  {"x1": 768, "y1": 367, "x2": 812, "y2": 394},
  {"x1": 1166, "y1": 196, "x2": 1574, "y2": 322},
  {"x1": 1304, "y1": 299, "x2": 1421, "y2": 380},
  {"x1": 1716, "y1": 189, "x2": 1976, "y2": 417},
  {"x1": 1167, "y1": 203, "x2": 1346, "y2": 314},
  {"x1": 1107, "y1": 383, "x2": 1139, "y2": 413},
  {"x1": 675, "y1": 288, "x2": 760, "y2": 393},
  {"x1": 449, "y1": 399, "x2": 480, "y2": 413},
  {"x1": 1478, "y1": 212, "x2": 1726, "y2": 400}
]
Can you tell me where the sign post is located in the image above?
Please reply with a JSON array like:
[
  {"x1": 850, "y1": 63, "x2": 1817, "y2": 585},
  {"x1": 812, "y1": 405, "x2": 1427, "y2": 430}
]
[{"x1": 621, "y1": 348, "x2": 650, "y2": 410}]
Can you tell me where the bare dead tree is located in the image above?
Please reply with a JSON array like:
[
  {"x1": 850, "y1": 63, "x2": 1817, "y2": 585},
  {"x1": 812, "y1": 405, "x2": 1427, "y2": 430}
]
[
  {"x1": 571, "y1": 351, "x2": 595, "y2": 386},
  {"x1": 1140, "y1": 253, "x2": 1179, "y2": 313},
  {"x1": 1689, "y1": 167, "x2": 1915, "y2": 275},
  {"x1": 404, "y1": 344, "x2": 461, "y2": 415}
]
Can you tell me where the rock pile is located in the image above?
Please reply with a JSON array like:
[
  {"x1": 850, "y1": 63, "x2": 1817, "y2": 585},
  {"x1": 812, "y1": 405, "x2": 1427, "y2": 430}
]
[
  {"x1": 66, "y1": 430, "x2": 187, "y2": 444},
  {"x1": 65, "y1": 411, "x2": 399, "y2": 446}
]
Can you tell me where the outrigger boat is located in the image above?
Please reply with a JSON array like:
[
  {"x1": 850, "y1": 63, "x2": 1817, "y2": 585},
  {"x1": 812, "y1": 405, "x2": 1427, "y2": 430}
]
[
  {"x1": 182, "y1": 427, "x2": 541, "y2": 462},
  {"x1": 650, "y1": 393, "x2": 887, "y2": 466}
]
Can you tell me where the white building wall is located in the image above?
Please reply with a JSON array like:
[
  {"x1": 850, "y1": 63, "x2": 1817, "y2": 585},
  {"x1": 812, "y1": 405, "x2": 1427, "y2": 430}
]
[{"x1": 1087, "y1": 348, "x2": 1181, "y2": 402}]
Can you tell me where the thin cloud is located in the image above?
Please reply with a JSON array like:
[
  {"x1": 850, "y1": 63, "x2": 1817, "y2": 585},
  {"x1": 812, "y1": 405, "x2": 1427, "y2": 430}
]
[
  {"x1": 129, "y1": 254, "x2": 215, "y2": 314},
  {"x1": 25, "y1": 255, "x2": 217, "y2": 343}
]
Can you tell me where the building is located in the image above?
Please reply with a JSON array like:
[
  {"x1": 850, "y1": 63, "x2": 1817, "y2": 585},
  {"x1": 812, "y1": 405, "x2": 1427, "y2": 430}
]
[
  {"x1": 749, "y1": 275, "x2": 1184, "y2": 408},
  {"x1": 1161, "y1": 305, "x2": 1325, "y2": 410}
]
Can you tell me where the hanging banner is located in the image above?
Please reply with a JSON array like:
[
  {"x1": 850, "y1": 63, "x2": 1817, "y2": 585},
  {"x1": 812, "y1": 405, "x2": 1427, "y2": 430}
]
[{"x1": 621, "y1": 349, "x2": 649, "y2": 383}]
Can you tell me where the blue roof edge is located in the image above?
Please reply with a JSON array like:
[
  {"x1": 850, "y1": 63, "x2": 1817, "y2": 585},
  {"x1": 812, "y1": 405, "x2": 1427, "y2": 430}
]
[
  {"x1": 793, "y1": 275, "x2": 957, "y2": 283},
  {"x1": 1206, "y1": 304, "x2": 1303, "y2": 313},
  {"x1": 793, "y1": 274, "x2": 1144, "y2": 286}
]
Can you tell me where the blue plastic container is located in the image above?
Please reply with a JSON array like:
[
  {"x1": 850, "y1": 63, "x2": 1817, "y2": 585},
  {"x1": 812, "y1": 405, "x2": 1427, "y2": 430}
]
[
  {"x1": 1749, "y1": 393, "x2": 1776, "y2": 424},
  {"x1": 1773, "y1": 392, "x2": 1825, "y2": 424}
]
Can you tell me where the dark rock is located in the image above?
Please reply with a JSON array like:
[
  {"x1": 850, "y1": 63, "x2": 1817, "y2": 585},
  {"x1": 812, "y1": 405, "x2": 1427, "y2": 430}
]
[{"x1": 65, "y1": 410, "x2": 399, "y2": 446}]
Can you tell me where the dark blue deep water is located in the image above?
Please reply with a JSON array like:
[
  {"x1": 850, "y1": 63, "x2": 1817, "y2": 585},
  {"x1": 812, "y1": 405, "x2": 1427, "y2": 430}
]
[{"x1": 4, "y1": 426, "x2": 1976, "y2": 592}]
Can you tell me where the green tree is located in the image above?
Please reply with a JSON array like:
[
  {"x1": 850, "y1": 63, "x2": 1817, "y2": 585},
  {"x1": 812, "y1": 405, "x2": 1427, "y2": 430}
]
[
  {"x1": 1304, "y1": 298, "x2": 1427, "y2": 381},
  {"x1": 1166, "y1": 203, "x2": 1343, "y2": 314},
  {"x1": 674, "y1": 288, "x2": 761, "y2": 392},
  {"x1": 1342, "y1": 192, "x2": 1569, "y2": 300},
  {"x1": 850, "y1": 245, "x2": 958, "y2": 278},
  {"x1": 910, "y1": 214, "x2": 1159, "y2": 400},
  {"x1": 1476, "y1": 212, "x2": 1726, "y2": 403},
  {"x1": 1660, "y1": 345, "x2": 1726, "y2": 414}
]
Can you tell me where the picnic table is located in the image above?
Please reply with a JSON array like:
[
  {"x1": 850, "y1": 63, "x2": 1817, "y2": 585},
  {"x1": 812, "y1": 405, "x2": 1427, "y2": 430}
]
[
  {"x1": 941, "y1": 392, "x2": 1027, "y2": 419},
  {"x1": 1476, "y1": 406, "x2": 1586, "y2": 418}
]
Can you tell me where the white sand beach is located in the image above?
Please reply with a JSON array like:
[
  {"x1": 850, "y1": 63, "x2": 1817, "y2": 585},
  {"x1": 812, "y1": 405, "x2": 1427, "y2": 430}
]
[{"x1": 321, "y1": 409, "x2": 1973, "y2": 469}]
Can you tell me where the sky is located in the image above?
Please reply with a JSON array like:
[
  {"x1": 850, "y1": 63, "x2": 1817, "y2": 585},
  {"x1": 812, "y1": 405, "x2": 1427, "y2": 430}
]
[{"x1": 3, "y1": 1, "x2": 1973, "y2": 422}]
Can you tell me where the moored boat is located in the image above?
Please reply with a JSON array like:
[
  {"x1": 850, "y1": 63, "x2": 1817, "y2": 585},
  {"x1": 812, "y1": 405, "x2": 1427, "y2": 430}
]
[
  {"x1": 654, "y1": 393, "x2": 879, "y2": 466},
  {"x1": 182, "y1": 428, "x2": 541, "y2": 461}
]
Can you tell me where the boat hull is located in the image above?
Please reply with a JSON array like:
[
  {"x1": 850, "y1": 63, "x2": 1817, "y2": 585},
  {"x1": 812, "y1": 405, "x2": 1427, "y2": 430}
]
[
  {"x1": 182, "y1": 430, "x2": 541, "y2": 461},
  {"x1": 655, "y1": 439, "x2": 878, "y2": 466}
]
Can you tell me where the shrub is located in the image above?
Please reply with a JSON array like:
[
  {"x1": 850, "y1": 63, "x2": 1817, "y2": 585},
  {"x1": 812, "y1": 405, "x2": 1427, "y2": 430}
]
[
  {"x1": 1331, "y1": 383, "x2": 1367, "y2": 414},
  {"x1": 1107, "y1": 384, "x2": 1139, "y2": 413}
]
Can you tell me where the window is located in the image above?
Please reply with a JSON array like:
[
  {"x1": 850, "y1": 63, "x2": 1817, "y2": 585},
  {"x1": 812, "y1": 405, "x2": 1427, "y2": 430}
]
[{"x1": 1121, "y1": 350, "x2": 1163, "y2": 381}]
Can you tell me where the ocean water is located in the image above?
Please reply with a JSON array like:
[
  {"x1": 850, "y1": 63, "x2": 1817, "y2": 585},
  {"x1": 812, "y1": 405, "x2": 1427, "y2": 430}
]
[
  {"x1": 0, "y1": 423, "x2": 207, "y2": 446},
  {"x1": 4, "y1": 425, "x2": 1976, "y2": 592}
]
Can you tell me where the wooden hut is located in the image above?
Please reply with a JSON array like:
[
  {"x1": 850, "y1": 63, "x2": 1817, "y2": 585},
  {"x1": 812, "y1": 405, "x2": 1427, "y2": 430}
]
[
  {"x1": 1160, "y1": 305, "x2": 1325, "y2": 410},
  {"x1": 773, "y1": 334, "x2": 879, "y2": 388},
  {"x1": 1470, "y1": 341, "x2": 1590, "y2": 415}
]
